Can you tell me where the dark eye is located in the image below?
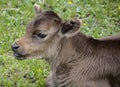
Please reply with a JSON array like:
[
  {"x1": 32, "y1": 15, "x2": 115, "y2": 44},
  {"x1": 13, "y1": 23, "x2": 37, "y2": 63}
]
[{"x1": 37, "y1": 33, "x2": 47, "y2": 38}]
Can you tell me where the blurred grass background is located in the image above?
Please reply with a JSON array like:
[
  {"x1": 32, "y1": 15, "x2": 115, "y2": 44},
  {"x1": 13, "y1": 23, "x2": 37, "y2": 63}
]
[{"x1": 0, "y1": 0, "x2": 120, "y2": 87}]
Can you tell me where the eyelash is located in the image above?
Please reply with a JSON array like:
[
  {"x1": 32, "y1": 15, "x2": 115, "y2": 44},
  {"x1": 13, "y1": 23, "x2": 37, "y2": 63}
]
[{"x1": 37, "y1": 33, "x2": 47, "y2": 38}]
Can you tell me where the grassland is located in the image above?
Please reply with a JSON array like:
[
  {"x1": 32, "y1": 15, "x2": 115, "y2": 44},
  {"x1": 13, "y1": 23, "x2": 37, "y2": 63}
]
[{"x1": 0, "y1": 0, "x2": 120, "y2": 87}]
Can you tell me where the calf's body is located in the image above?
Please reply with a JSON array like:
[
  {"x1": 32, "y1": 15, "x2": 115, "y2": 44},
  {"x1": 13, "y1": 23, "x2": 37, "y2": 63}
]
[
  {"x1": 12, "y1": 4, "x2": 120, "y2": 87},
  {"x1": 46, "y1": 32, "x2": 120, "y2": 87}
]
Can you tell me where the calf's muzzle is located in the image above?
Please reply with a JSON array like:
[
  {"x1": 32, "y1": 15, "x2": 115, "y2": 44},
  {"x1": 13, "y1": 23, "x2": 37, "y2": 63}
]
[
  {"x1": 12, "y1": 43, "x2": 26, "y2": 59},
  {"x1": 12, "y1": 43, "x2": 20, "y2": 51}
]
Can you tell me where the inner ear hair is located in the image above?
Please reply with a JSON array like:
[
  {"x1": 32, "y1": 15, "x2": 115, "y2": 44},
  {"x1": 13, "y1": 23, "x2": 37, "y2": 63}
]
[
  {"x1": 61, "y1": 21, "x2": 74, "y2": 34},
  {"x1": 60, "y1": 18, "x2": 82, "y2": 38},
  {"x1": 61, "y1": 19, "x2": 81, "y2": 34}
]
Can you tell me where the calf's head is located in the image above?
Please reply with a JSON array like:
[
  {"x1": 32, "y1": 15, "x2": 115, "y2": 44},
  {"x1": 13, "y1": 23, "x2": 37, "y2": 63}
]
[{"x1": 12, "y1": 4, "x2": 82, "y2": 60}]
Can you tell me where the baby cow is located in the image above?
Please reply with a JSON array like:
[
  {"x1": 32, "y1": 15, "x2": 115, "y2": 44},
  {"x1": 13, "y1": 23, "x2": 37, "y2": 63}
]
[{"x1": 12, "y1": 4, "x2": 120, "y2": 87}]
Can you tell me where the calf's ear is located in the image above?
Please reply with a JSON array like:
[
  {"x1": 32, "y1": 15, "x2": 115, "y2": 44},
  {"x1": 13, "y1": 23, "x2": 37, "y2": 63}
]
[
  {"x1": 34, "y1": 4, "x2": 42, "y2": 16},
  {"x1": 60, "y1": 18, "x2": 82, "y2": 37}
]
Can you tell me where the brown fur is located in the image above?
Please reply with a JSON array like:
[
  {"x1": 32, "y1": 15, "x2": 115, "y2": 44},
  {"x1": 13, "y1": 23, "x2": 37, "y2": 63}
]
[{"x1": 12, "y1": 4, "x2": 120, "y2": 87}]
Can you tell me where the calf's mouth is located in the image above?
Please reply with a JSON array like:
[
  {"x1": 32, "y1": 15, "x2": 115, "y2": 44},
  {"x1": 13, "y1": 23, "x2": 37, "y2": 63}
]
[
  {"x1": 13, "y1": 52, "x2": 26, "y2": 60},
  {"x1": 11, "y1": 43, "x2": 26, "y2": 60}
]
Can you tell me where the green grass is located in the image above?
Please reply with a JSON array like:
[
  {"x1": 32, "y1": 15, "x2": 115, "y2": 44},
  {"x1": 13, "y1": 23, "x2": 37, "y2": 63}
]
[{"x1": 0, "y1": 0, "x2": 120, "y2": 86}]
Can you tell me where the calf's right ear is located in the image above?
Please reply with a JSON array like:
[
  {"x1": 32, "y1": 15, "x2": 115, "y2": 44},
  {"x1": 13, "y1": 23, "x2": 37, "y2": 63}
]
[
  {"x1": 60, "y1": 18, "x2": 82, "y2": 38},
  {"x1": 34, "y1": 4, "x2": 42, "y2": 16}
]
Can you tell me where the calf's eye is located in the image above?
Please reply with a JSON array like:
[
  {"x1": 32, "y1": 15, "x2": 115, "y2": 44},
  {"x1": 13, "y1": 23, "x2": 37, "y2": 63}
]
[{"x1": 37, "y1": 33, "x2": 47, "y2": 38}]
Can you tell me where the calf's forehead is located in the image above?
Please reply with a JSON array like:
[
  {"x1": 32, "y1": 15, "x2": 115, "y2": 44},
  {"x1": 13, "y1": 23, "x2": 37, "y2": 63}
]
[{"x1": 26, "y1": 11, "x2": 62, "y2": 33}]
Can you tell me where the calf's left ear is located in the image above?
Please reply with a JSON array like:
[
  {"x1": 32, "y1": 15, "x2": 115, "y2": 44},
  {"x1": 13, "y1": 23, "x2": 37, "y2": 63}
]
[{"x1": 60, "y1": 18, "x2": 82, "y2": 37}]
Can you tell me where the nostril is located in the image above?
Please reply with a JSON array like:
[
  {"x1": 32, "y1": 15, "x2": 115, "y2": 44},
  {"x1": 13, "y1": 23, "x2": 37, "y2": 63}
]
[{"x1": 12, "y1": 43, "x2": 20, "y2": 51}]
